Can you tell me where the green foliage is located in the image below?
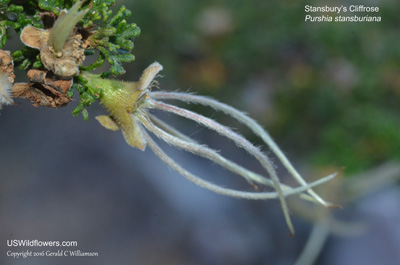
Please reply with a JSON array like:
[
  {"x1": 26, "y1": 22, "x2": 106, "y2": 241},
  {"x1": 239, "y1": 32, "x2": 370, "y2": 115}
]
[
  {"x1": 0, "y1": 0, "x2": 41, "y2": 48},
  {"x1": 12, "y1": 47, "x2": 42, "y2": 71},
  {"x1": 38, "y1": 0, "x2": 64, "y2": 14},
  {"x1": 69, "y1": 75, "x2": 102, "y2": 121},
  {"x1": 86, "y1": 4, "x2": 140, "y2": 76}
]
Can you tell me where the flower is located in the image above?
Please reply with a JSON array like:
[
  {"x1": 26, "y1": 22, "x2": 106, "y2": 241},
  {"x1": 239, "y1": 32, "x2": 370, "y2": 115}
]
[
  {"x1": 82, "y1": 63, "x2": 163, "y2": 151},
  {"x1": 20, "y1": 1, "x2": 88, "y2": 78},
  {"x1": 82, "y1": 62, "x2": 337, "y2": 235}
]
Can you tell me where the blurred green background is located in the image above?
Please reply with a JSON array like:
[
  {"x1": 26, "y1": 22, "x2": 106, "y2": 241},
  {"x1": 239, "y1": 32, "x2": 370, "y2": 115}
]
[{"x1": 123, "y1": 0, "x2": 400, "y2": 174}]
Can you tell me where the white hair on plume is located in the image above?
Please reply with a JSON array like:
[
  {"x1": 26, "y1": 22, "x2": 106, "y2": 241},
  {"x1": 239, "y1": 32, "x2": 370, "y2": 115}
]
[{"x1": 0, "y1": 71, "x2": 13, "y2": 109}]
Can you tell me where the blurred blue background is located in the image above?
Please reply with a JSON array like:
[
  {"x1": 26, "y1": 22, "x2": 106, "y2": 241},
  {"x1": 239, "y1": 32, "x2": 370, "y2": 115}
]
[{"x1": 1, "y1": 0, "x2": 400, "y2": 264}]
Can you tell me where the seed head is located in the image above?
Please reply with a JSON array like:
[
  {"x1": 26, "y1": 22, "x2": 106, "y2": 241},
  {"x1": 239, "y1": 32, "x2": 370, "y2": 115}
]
[{"x1": 0, "y1": 50, "x2": 15, "y2": 108}]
